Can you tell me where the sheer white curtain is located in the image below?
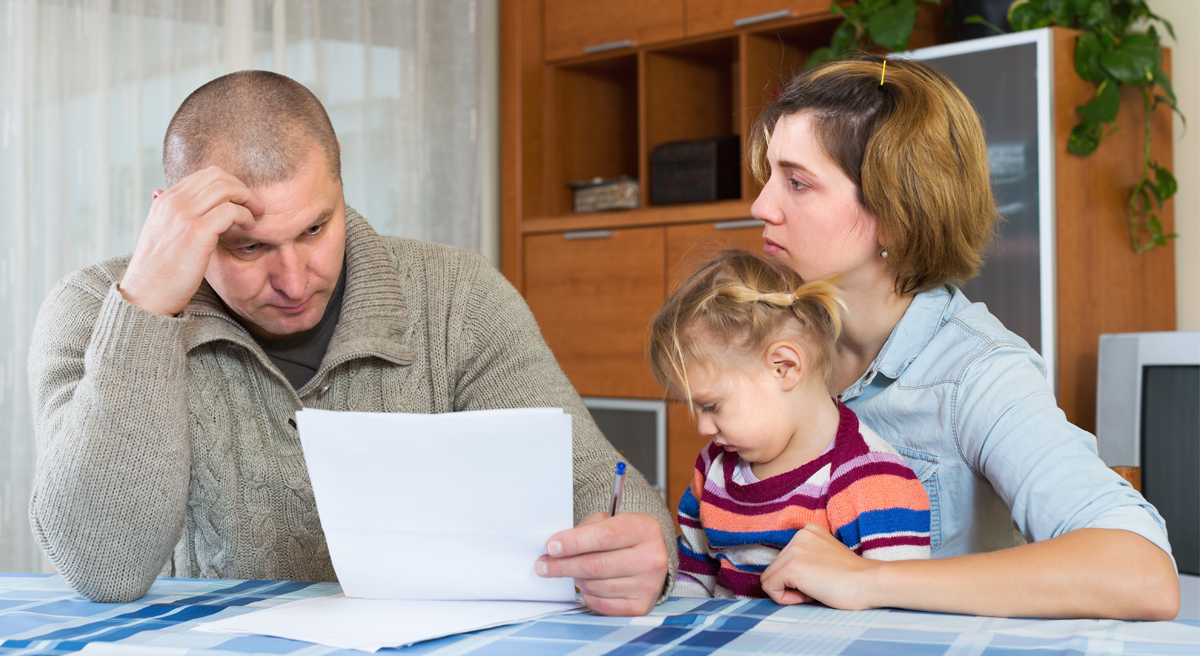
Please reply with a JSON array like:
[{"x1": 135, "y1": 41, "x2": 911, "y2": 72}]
[{"x1": 0, "y1": 0, "x2": 498, "y2": 574}]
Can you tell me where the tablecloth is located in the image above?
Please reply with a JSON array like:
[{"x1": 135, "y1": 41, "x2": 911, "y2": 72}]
[{"x1": 0, "y1": 574, "x2": 1194, "y2": 655}]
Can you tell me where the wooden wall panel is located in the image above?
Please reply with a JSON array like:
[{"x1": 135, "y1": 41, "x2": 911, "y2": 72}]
[{"x1": 1052, "y1": 29, "x2": 1176, "y2": 432}]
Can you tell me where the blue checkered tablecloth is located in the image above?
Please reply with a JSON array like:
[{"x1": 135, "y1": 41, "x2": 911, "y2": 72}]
[{"x1": 0, "y1": 574, "x2": 1194, "y2": 655}]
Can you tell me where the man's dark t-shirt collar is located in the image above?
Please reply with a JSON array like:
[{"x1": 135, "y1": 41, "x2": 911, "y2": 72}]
[{"x1": 250, "y1": 261, "x2": 347, "y2": 390}]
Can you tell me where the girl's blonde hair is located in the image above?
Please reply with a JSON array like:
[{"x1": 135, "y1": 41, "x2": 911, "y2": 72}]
[{"x1": 649, "y1": 250, "x2": 845, "y2": 406}]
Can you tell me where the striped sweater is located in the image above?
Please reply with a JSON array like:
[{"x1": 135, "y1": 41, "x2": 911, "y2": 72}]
[{"x1": 674, "y1": 402, "x2": 931, "y2": 599}]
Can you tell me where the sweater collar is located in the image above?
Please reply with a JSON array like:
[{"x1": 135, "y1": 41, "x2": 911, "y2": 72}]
[{"x1": 181, "y1": 207, "x2": 413, "y2": 372}]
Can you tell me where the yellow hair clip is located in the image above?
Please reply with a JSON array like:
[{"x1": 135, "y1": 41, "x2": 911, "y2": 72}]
[{"x1": 881, "y1": 60, "x2": 887, "y2": 86}]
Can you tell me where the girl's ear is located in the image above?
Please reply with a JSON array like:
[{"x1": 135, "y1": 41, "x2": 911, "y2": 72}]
[{"x1": 766, "y1": 341, "x2": 805, "y2": 392}]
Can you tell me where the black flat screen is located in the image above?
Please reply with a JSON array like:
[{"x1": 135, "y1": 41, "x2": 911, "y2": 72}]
[{"x1": 1141, "y1": 365, "x2": 1200, "y2": 575}]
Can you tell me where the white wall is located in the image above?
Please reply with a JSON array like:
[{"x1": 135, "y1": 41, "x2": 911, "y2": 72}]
[{"x1": 1151, "y1": 0, "x2": 1199, "y2": 331}]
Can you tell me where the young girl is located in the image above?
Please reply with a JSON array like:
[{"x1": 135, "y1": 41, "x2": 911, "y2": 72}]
[{"x1": 650, "y1": 249, "x2": 930, "y2": 599}]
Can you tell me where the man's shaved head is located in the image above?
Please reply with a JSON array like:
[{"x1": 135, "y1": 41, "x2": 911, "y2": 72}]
[{"x1": 163, "y1": 70, "x2": 340, "y2": 188}]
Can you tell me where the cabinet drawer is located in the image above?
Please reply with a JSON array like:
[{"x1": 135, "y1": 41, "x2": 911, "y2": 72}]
[
  {"x1": 544, "y1": 0, "x2": 683, "y2": 61},
  {"x1": 523, "y1": 227, "x2": 666, "y2": 398},
  {"x1": 685, "y1": 0, "x2": 827, "y2": 38},
  {"x1": 666, "y1": 219, "x2": 765, "y2": 292}
]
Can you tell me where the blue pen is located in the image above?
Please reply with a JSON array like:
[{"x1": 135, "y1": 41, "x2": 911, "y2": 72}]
[{"x1": 610, "y1": 462, "x2": 626, "y2": 516}]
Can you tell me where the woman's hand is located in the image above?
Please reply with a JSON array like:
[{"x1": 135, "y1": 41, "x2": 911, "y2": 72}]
[{"x1": 759, "y1": 524, "x2": 880, "y2": 610}]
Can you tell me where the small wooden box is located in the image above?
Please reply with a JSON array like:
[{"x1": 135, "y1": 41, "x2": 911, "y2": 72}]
[{"x1": 568, "y1": 176, "x2": 640, "y2": 213}]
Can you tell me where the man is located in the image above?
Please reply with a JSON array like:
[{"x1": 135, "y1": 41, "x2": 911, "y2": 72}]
[{"x1": 28, "y1": 71, "x2": 675, "y2": 615}]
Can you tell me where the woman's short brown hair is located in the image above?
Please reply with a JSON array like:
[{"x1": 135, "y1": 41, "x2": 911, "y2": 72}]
[{"x1": 748, "y1": 53, "x2": 998, "y2": 295}]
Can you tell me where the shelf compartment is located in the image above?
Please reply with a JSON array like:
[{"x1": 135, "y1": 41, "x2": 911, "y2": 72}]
[
  {"x1": 643, "y1": 37, "x2": 741, "y2": 207},
  {"x1": 740, "y1": 17, "x2": 840, "y2": 197},
  {"x1": 547, "y1": 55, "x2": 640, "y2": 217}
]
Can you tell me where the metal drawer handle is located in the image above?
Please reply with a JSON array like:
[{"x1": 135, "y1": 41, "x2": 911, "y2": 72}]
[
  {"x1": 583, "y1": 39, "x2": 634, "y2": 54},
  {"x1": 734, "y1": 9, "x2": 791, "y2": 27},
  {"x1": 564, "y1": 229, "x2": 613, "y2": 240},
  {"x1": 714, "y1": 219, "x2": 764, "y2": 230}
]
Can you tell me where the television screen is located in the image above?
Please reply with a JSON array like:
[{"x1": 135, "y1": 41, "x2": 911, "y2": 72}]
[{"x1": 1141, "y1": 365, "x2": 1200, "y2": 575}]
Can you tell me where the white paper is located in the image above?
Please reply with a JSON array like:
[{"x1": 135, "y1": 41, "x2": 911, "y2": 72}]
[
  {"x1": 196, "y1": 594, "x2": 584, "y2": 652},
  {"x1": 295, "y1": 407, "x2": 577, "y2": 602}
]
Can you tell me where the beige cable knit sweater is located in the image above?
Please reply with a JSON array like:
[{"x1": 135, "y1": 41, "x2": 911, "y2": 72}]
[{"x1": 28, "y1": 209, "x2": 678, "y2": 603}]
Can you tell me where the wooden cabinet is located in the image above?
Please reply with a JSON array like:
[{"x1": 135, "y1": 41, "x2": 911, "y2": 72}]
[
  {"x1": 504, "y1": 1, "x2": 1175, "y2": 525},
  {"x1": 684, "y1": 0, "x2": 827, "y2": 38},
  {"x1": 544, "y1": 0, "x2": 683, "y2": 62},
  {"x1": 523, "y1": 227, "x2": 666, "y2": 399}
]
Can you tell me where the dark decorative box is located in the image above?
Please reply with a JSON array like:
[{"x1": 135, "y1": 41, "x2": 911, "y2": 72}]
[{"x1": 650, "y1": 135, "x2": 741, "y2": 205}]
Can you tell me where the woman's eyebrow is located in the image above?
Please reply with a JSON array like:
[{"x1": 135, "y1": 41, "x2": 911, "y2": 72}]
[{"x1": 777, "y1": 159, "x2": 819, "y2": 180}]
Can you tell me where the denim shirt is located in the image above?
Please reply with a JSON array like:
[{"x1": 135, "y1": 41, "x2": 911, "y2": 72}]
[{"x1": 841, "y1": 285, "x2": 1173, "y2": 564}]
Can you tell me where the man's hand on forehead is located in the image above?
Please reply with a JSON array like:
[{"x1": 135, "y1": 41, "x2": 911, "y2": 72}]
[{"x1": 119, "y1": 165, "x2": 267, "y2": 317}]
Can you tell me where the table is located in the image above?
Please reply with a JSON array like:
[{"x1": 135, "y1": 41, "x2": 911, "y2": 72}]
[{"x1": 0, "y1": 574, "x2": 1194, "y2": 655}]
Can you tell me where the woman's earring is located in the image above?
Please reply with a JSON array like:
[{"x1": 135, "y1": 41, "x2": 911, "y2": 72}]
[{"x1": 880, "y1": 246, "x2": 890, "y2": 259}]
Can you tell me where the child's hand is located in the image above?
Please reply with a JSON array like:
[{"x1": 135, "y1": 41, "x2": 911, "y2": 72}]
[
  {"x1": 534, "y1": 512, "x2": 670, "y2": 616},
  {"x1": 760, "y1": 524, "x2": 880, "y2": 610}
]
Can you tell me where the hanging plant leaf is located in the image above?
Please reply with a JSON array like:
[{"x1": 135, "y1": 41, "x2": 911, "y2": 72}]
[
  {"x1": 1074, "y1": 31, "x2": 1106, "y2": 81},
  {"x1": 1147, "y1": 10, "x2": 1177, "y2": 41},
  {"x1": 1081, "y1": 0, "x2": 1112, "y2": 28},
  {"x1": 1151, "y1": 65, "x2": 1176, "y2": 104},
  {"x1": 1153, "y1": 164, "x2": 1177, "y2": 202},
  {"x1": 1078, "y1": 79, "x2": 1121, "y2": 123},
  {"x1": 1008, "y1": 0, "x2": 1053, "y2": 31},
  {"x1": 830, "y1": 21, "x2": 860, "y2": 55},
  {"x1": 1100, "y1": 34, "x2": 1159, "y2": 84},
  {"x1": 1069, "y1": 122, "x2": 1102, "y2": 155},
  {"x1": 867, "y1": 0, "x2": 918, "y2": 51},
  {"x1": 1045, "y1": 0, "x2": 1074, "y2": 25}
]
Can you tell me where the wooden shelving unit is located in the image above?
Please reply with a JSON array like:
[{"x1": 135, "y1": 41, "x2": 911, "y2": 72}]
[{"x1": 501, "y1": 3, "x2": 1175, "y2": 522}]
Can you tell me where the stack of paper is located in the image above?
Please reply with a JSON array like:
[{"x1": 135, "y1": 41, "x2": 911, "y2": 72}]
[
  {"x1": 196, "y1": 407, "x2": 583, "y2": 651},
  {"x1": 198, "y1": 595, "x2": 583, "y2": 652}
]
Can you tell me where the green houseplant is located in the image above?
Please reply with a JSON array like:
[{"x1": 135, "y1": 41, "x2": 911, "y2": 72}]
[
  {"x1": 808, "y1": 0, "x2": 943, "y2": 65},
  {"x1": 812, "y1": 0, "x2": 1181, "y2": 254},
  {"x1": 1006, "y1": 0, "x2": 1181, "y2": 253}
]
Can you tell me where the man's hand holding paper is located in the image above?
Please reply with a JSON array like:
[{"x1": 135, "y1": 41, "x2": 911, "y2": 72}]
[{"x1": 538, "y1": 511, "x2": 670, "y2": 616}]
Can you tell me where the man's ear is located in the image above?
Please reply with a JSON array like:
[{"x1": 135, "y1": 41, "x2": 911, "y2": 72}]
[
  {"x1": 153, "y1": 189, "x2": 163, "y2": 200},
  {"x1": 766, "y1": 341, "x2": 805, "y2": 392}
]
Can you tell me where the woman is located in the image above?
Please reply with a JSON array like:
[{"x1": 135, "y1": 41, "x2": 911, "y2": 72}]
[{"x1": 747, "y1": 53, "x2": 1179, "y2": 619}]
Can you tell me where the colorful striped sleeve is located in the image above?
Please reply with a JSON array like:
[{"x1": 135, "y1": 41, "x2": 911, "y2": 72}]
[
  {"x1": 826, "y1": 429, "x2": 931, "y2": 561},
  {"x1": 673, "y1": 451, "x2": 720, "y2": 597}
]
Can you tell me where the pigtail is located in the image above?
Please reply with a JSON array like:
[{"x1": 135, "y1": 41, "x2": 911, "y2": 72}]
[
  {"x1": 648, "y1": 249, "x2": 846, "y2": 402},
  {"x1": 789, "y1": 277, "x2": 846, "y2": 342}
]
